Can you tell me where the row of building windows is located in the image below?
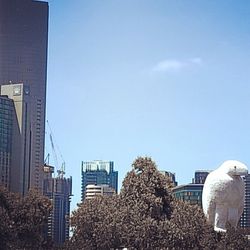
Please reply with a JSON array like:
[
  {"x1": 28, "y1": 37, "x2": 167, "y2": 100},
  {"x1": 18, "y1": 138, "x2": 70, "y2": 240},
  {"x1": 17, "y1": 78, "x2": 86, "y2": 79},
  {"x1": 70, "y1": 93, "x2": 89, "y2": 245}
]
[
  {"x1": 175, "y1": 191, "x2": 201, "y2": 196},
  {"x1": 0, "y1": 99, "x2": 13, "y2": 106}
]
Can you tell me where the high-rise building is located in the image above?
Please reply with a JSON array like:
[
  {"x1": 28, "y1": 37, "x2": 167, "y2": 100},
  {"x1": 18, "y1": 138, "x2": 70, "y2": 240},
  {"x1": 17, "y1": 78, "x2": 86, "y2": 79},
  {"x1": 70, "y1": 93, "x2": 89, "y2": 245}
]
[
  {"x1": 192, "y1": 170, "x2": 211, "y2": 184},
  {"x1": 0, "y1": 95, "x2": 15, "y2": 189},
  {"x1": 0, "y1": 0, "x2": 49, "y2": 192},
  {"x1": 240, "y1": 174, "x2": 250, "y2": 228},
  {"x1": 43, "y1": 165, "x2": 72, "y2": 245},
  {"x1": 1, "y1": 83, "x2": 31, "y2": 195},
  {"x1": 81, "y1": 160, "x2": 118, "y2": 201}
]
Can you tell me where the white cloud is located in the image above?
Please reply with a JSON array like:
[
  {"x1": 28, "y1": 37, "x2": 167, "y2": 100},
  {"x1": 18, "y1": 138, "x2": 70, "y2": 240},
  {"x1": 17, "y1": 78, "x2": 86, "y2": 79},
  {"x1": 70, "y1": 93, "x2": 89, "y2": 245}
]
[
  {"x1": 188, "y1": 57, "x2": 202, "y2": 65},
  {"x1": 153, "y1": 59, "x2": 186, "y2": 72},
  {"x1": 152, "y1": 57, "x2": 202, "y2": 73}
]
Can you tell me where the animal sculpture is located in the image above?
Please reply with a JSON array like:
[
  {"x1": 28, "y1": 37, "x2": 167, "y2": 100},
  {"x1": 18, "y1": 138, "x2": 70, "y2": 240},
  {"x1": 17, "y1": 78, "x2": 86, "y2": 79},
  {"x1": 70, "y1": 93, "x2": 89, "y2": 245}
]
[{"x1": 202, "y1": 160, "x2": 248, "y2": 232}]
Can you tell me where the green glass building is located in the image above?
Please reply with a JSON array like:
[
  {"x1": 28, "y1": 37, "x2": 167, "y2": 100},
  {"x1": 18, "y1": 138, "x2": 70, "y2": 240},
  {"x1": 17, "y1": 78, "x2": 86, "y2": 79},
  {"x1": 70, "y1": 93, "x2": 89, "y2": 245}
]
[
  {"x1": 81, "y1": 160, "x2": 118, "y2": 201},
  {"x1": 172, "y1": 184, "x2": 204, "y2": 206},
  {"x1": 0, "y1": 95, "x2": 14, "y2": 189}
]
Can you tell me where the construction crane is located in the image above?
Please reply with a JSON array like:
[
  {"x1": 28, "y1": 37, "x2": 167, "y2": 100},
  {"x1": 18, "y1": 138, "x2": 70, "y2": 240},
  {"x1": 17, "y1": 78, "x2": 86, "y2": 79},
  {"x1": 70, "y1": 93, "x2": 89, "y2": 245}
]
[
  {"x1": 44, "y1": 153, "x2": 50, "y2": 165},
  {"x1": 47, "y1": 120, "x2": 65, "y2": 178}
]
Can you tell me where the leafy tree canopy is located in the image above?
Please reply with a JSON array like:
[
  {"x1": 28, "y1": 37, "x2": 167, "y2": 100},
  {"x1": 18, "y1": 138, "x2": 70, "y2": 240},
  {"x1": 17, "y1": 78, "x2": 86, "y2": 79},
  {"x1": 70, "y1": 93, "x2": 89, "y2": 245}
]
[{"x1": 0, "y1": 187, "x2": 52, "y2": 249}]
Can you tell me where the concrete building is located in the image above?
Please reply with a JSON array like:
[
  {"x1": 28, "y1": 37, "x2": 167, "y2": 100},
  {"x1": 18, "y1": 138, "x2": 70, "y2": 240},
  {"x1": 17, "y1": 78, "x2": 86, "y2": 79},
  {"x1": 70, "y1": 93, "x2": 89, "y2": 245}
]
[
  {"x1": 85, "y1": 184, "x2": 116, "y2": 200},
  {"x1": 81, "y1": 160, "x2": 118, "y2": 201},
  {"x1": 43, "y1": 165, "x2": 72, "y2": 245},
  {"x1": 0, "y1": 0, "x2": 49, "y2": 192},
  {"x1": 240, "y1": 174, "x2": 250, "y2": 228},
  {"x1": 1, "y1": 83, "x2": 31, "y2": 195},
  {"x1": 0, "y1": 95, "x2": 15, "y2": 189}
]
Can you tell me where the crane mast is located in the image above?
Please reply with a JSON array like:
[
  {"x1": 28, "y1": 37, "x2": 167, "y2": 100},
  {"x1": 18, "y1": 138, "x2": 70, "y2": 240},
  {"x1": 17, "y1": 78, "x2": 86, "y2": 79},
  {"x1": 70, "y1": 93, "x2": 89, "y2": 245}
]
[{"x1": 47, "y1": 120, "x2": 65, "y2": 178}]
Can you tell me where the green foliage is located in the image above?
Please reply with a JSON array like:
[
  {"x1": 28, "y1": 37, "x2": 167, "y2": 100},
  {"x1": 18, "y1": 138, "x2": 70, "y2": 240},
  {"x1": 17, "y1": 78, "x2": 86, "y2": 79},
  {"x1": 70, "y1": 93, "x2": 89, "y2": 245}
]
[
  {"x1": 69, "y1": 157, "x2": 250, "y2": 250},
  {"x1": 0, "y1": 188, "x2": 15, "y2": 249},
  {"x1": 0, "y1": 187, "x2": 52, "y2": 249},
  {"x1": 216, "y1": 225, "x2": 250, "y2": 250},
  {"x1": 70, "y1": 196, "x2": 122, "y2": 249},
  {"x1": 120, "y1": 157, "x2": 174, "y2": 220}
]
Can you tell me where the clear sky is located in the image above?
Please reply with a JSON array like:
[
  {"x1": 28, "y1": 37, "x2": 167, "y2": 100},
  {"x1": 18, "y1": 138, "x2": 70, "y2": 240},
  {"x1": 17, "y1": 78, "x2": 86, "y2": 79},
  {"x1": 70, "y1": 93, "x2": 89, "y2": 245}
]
[{"x1": 45, "y1": 0, "x2": 250, "y2": 210}]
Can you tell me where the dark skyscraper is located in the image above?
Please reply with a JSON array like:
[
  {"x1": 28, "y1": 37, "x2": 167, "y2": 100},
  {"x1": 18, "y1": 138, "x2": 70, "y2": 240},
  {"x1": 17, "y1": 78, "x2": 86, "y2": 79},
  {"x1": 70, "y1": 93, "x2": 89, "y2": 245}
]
[
  {"x1": 0, "y1": 0, "x2": 48, "y2": 192},
  {"x1": 240, "y1": 174, "x2": 250, "y2": 228},
  {"x1": 193, "y1": 170, "x2": 211, "y2": 184},
  {"x1": 0, "y1": 95, "x2": 14, "y2": 190}
]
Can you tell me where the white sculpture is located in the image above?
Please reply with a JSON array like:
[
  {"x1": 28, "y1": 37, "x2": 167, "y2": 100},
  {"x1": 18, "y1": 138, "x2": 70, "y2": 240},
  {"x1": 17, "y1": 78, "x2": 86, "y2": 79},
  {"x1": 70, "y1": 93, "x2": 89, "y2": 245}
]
[{"x1": 202, "y1": 160, "x2": 248, "y2": 232}]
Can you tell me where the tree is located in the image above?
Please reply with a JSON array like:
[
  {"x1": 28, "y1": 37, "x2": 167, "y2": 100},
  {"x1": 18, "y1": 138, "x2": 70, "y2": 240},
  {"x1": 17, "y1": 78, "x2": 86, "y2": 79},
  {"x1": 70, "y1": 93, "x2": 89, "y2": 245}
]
[
  {"x1": 216, "y1": 225, "x2": 250, "y2": 250},
  {"x1": 117, "y1": 157, "x2": 174, "y2": 249},
  {"x1": 0, "y1": 187, "x2": 16, "y2": 249},
  {"x1": 0, "y1": 187, "x2": 52, "y2": 249},
  {"x1": 70, "y1": 195, "x2": 123, "y2": 249}
]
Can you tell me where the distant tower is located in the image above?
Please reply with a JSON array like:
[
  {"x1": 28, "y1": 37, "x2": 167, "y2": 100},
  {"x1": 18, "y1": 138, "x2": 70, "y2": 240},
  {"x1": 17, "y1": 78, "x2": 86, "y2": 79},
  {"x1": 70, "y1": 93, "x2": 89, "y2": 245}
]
[
  {"x1": 0, "y1": 95, "x2": 15, "y2": 190},
  {"x1": 81, "y1": 160, "x2": 118, "y2": 201},
  {"x1": 1, "y1": 83, "x2": 31, "y2": 195},
  {"x1": 193, "y1": 170, "x2": 211, "y2": 184},
  {"x1": 240, "y1": 174, "x2": 250, "y2": 228},
  {"x1": 43, "y1": 165, "x2": 72, "y2": 246},
  {"x1": 0, "y1": 0, "x2": 49, "y2": 193}
]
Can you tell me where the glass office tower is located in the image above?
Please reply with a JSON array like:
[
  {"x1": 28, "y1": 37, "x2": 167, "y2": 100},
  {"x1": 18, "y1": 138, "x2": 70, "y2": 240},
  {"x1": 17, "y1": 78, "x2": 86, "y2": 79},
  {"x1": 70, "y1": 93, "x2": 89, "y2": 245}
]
[
  {"x1": 240, "y1": 174, "x2": 250, "y2": 228},
  {"x1": 81, "y1": 160, "x2": 118, "y2": 201},
  {"x1": 1, "y1": 83, "x2": 31, "y2": 195},
  {"x1": 0, "y1": 96, "x2": 14, "y2": 189}
]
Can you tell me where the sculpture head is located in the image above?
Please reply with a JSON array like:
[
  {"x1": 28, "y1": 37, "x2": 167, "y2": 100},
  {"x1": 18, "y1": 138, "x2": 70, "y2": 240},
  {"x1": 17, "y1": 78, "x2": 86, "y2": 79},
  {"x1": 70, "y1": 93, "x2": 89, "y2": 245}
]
[{"x1": 219, "y1": 160, "x2": 248, "y2": 177}]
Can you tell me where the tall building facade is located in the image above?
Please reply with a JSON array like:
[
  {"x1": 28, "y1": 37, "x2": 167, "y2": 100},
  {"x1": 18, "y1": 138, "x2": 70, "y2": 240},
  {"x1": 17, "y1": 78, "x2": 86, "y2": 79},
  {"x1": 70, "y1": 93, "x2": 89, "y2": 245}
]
[
  {"x1": 1, "y1": 83, "x2": 31, "y2": 195},
  {"x1": 240, "y1": 174, "x2": 250, "y2": 228},
  {"x1": 43, "y1": 165, "x2": 72, "y2": 245},
  {"x1": 0, "y1": 95, "x2": 15, "y2": 189},
  {"x1": 81, "y1": 160, "x2": 118, "y2": 201},
  {"x1": 192, "y1": 170, "x2": 211, "y2": 184},
  {"x1": 0, "y1": 0, "x2": 49, "y2": 192}
]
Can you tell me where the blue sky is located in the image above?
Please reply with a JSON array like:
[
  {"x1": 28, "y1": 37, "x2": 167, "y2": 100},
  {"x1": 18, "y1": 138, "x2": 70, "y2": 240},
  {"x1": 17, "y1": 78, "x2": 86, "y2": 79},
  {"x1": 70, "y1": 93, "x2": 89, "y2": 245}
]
[{"x1": 45, "y1": 0, "x2": 250, "y2": 210}]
